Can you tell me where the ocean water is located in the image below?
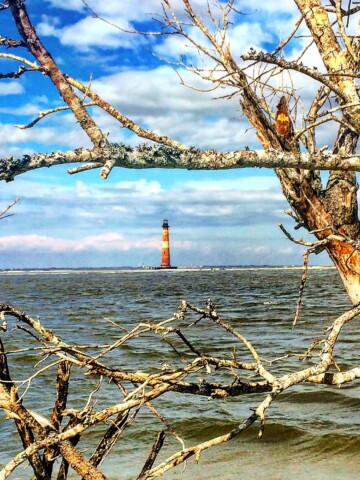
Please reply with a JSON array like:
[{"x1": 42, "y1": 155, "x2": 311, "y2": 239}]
[{"x1": 1, "y1": 268, "x2": 360, "y2": 479}]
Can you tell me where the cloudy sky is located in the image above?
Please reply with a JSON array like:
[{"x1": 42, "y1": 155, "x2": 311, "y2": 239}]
[{"x1": 0, "y1": 0, "x2": 339, "y2": 268}]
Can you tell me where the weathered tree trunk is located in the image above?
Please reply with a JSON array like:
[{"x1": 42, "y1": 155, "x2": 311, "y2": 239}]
[
  {"x1": 244, "y1": 93, "x2": 360, "y2": 303},
  {"x1": 240, "y1": 83, "x2": 359, "y2": 307},
  {"x1": 322, "y1": 129, "x2": 360, "y2": 303},
  {"x1": 237, "y1": 0, "x2": 360, "y2": 305}
]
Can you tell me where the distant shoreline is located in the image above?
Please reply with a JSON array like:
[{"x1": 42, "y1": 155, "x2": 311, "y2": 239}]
[{"x1": 0, "y1": 265, "x2": 336, "y2": 275}]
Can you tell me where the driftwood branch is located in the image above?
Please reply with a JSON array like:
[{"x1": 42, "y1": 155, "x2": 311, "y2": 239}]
[
  {"x1": 1, "y1": 295, "x2": 360, "y2": 479},
  {"x1": 137, "y1": 430, "x2": 166, "y2": 479}
]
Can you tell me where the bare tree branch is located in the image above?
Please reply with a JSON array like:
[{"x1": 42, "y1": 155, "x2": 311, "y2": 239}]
[
  {"x1": 3, "y1": 144, "x2": 360, "y2": 183},
  {"x1": 0, "y1": 198, "x2": 19, "y2": 219}
]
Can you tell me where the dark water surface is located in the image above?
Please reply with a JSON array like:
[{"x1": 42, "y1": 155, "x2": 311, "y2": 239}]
[{"x1": 1, "y1": 268, "x2": 360, "y2": 479}]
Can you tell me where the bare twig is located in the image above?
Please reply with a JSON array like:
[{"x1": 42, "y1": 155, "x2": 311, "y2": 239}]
[
  {"x1": 0, "y1": 198, "x2": 19, "y2": 220},
  {"x1": 137, "y1": 430, "x2": 166, "y2": 479},
  {"x1": 293, "y1": 250, "x2": 310, "y2": 328},
  {"x1": 15, "y1": 103, "x2": 97, "y2": 130}
]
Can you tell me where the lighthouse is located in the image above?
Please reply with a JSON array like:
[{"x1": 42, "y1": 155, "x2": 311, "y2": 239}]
[{"x1": 160, "y1": 219, "x2": 171, "y2": 268}]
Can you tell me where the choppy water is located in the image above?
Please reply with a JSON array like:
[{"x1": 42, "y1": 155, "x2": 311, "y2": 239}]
[{"x1": 1, "y1": 268, "x2": 360, "y2": 479}]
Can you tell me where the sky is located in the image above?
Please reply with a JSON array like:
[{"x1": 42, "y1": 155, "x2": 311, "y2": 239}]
[{"x1": 0, "y1": 0, "x2": 345, "y2": 268}]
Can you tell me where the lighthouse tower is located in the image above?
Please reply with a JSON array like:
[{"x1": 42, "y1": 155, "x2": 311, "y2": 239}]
[{"x1": 160, "y1": 219, "x2": 171, "y2": 268}]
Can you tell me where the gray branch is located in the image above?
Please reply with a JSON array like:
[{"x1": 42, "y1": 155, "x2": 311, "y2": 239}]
[
  {"x1": 241, "y1": 50, "x2": 345, "y2": 98},
  {"x1": 2, "y1": 143, "x2": 360, "y2": 182}
]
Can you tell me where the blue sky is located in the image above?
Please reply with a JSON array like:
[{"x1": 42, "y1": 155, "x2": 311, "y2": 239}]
[{"x1": 0, "y1": 0, "x2": 336, "y2": 268}]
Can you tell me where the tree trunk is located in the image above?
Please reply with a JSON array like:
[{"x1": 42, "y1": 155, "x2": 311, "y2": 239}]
[
  {"x1": 322, "y1": 129, "x2": 360, "y2": 303},
  {"x1": 245, "y1": 94, "x2": 360, "y2": 304}
]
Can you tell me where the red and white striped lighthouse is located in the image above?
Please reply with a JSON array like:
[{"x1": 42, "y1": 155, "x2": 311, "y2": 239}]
[{"x1": 160, "y1": 219, "x2": 171, "y2": 268}]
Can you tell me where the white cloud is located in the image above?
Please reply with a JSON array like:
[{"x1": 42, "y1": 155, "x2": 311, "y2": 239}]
[
  {"x1": 45, "y1": 0, "x2": 85, "y2": 10},
  {"x1": 0, "y1": 170, "x2": 317, "y2": 267},
  {"x1": 0, "y1": 112, "x2": 93, "y2": 155},
  {"x1": 45, "y1": 0, "x2": 205, "y2": 21},
  {"x1": 184, "y1": 176, "x2": 279, "y2": 191},
  {"x1": 154, "y1": 19, "x2": 273, "y2": 64},
  {"x1": 115, "y1": 179, "x2": 162, "y2": 195},
  {"x1": 225, "y1": 22, "x2": 273, "y2": 58},
  {"x1": 0, "y1": 82, "x2": 24, "y2": 96},
  {"x1": 1, "y1": 65, "x2": 259, "y2": 155},
  {"x1": 89, "y1": 66, "x2": 258, "y2": 149},
  {"x1": 0, "y1": 103, "x2": 44, "y2": 116},
  {"x1": 234, "y1": 0, "x2": 298, "y2": 15},
  {"x1": 57, "y1": 17, "x2": 142, "y2": 51},
  {"x1": 39, "y1": 0, "x2": 289, "y2": 55},
  {"x1": 0, "y1": 124, "x2": 59, "y2": 147},
  {"x1": 39, "y1": 0, "x2": 166, "y2": 50},
  {"x1": 242, "y1": 245, "x2": 269, "y2": 254},
  {"x1": 0, "y1": 173, "x2": 286, "y2": 231},
  {"x1": 36, "y1": 14, "x2": 62, "y2": 36},
  {"x1": 0, "y1": 232, "x2": 193, "y2": 254}
]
